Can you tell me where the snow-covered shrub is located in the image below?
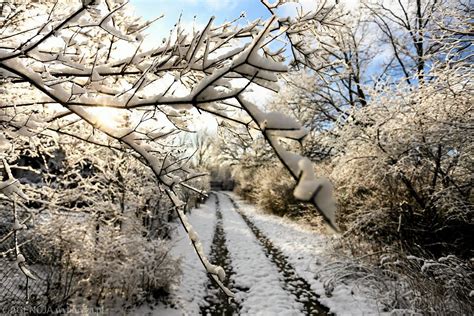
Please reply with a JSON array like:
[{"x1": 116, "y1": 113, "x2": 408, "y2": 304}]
[
  {"x1": 319, "y1": 248, "x2": 473, "y2": 314},
  {"x1": 251, "y1": 165, "x2": 317, "y2": 219},
  {"x1": 0, "y1": 132, "x2": 184, "y2": 309},
  {"x1": 232, "y1": 160, "x2": 261, "y2": 200},
  {"x1": 314, "y1": 64, "x2": 473, "y2": 313},
  {"x1": 217, "y1": 128, "x2": 274, "y2": 198},
  {"x1": 328, "y1": 65, "x2": 473, "y2": 258},
  {"x1": 233, "y1": 166, "x2": 259, "y2": 201},
  {"x1": 13, "y1": 143, "x2": 184, "y2": 309},
  {"x1": 394, "y1": 254, "x2": 473, "y2": 314},
  {"x1": 34, "y1": 213, "x2": 180, "y2": 309}
]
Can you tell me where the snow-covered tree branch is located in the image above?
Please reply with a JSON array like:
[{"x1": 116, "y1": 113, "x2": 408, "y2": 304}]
[{"x1": 0, "y1": 0, "x2": 339, "y2": 300}]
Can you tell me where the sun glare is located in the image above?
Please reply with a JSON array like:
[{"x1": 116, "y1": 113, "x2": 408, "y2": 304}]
[{"x1": 90, "y1": 107, "x2": 123, "y2": 129}]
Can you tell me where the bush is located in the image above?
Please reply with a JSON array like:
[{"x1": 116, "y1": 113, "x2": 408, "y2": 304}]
[
  {"x1": 320, "y1": 245, "x2": 473, "y2": 314},
  {"x1": 317, "y1": 65, "x2": 474, "y2": 314},
  {"x1": 233, "y1": 167, "x2": 258, "y2": 201},
  {"x1": 246, "y1": 165, "x2": 318, "y2": 219},
  {"x1": 34, "y1": 214, "x2": 180, "y2": 310},
  {"x1": 328, "y1": 66, "x2": 473, "y2": 258}
]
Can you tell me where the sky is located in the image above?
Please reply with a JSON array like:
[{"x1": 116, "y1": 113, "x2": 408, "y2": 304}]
[
  {"x1": 128, "y1": 0, "x2": 284, "y2": 132},
  {"x1": 127, "y1": 0, "x2": 361, "y2": 132},
  {"x1": 129, "y1": 0, "x2": 360, "y2": 42},
  {"x1": 129, "y1": 0, "x2": 272, "y2": 43}
]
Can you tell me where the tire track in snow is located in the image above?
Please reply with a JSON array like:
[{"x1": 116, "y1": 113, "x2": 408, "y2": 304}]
[
  {"x1": 224, "y1": 193, "x2": 330, "y2": 316},
  {"x1": 217, "y1": 192, "x2": 303, "y2": 315},
  {"x1": 200, "y1": 193, "x2": 240, "y2": 315}
]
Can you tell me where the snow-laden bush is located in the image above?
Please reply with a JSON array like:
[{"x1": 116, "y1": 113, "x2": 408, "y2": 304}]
[
  {"x1": 319, "y1": 247, "x2": 473, "y2": 314},
  {"x1": 328, "y1": 65, "x2": 473, "y2": 258},
  {"x1": 10, "y1": 142, "x2": 185, "y2": 309},
  {"x1": 397, "y1": 254, "x2": 473, "y2": 314},
  {"x1": 251, "y1": 165, "x2": 317, "y2": 218},
  {"x1": 34, "y1": 213, "x2": 180, "y2": 309},
  {"x1": 312, "y1": 64, "x2": 473, "y2": 314}
]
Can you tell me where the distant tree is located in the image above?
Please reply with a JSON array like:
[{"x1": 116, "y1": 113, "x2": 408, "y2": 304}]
[
  {"x1": 363, "y1": 0, "x2": 472, "y2": 82},
  {"x1": 183, "y1": 129, "x2": 215, "y2": 169}
]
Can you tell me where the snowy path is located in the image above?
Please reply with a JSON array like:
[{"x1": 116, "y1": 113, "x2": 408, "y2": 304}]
[
  {"x1": 220, "y1": 192, "x2": 329, "y2": 315},
  {"x1": 227, "y1": 193, "x2": 382, "y2": 315},
  {"x1": 166, "y1": 194, "x2": 219, "y2": 315},
  {"x1": 218, "y1": 192, "x2": 313, "y2": 315},
  {"x1": 138, "y1": 192, "x2": 381, "y2": 315}
]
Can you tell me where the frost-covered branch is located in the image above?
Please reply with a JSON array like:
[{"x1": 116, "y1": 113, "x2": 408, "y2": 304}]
[{"x1": 0, "y1": 0, "x2": 341, "y2": 298}]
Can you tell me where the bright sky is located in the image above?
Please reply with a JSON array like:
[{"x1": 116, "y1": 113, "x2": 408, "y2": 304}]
[
  {"x1": 130, "y1": 0, "x2": 360, "y2": 41},
  {"x1": 128, "y1": 0, "x2": 361, "y2": 132},
  {"x1": 128, "y1": 0, "x2": 281, "y2": 132},
  {"x1": 130, "y1": 0, "x2": 271, "y2": 43}
]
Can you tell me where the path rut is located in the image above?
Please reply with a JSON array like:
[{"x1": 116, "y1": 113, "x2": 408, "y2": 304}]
[
  {"x1": 223, "y1": 193, "x2": 330, "y2": 316},
  {"x1": 201, "y1": 192, "x2": 330, "y2": 315},
  {"x1": 200, "y1": 194, "x2": 239, "y2": 315}
]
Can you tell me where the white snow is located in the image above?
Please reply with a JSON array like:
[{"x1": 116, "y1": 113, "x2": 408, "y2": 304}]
[
  {"x1": 218, "y1": 192, "x2": 303, "y2": 315},
  {"x1": 228, "y1": 193, "x2": 385, "y2": 316},
  {"x1": 12, "y1": 219, "x2": 27, "y2": 231},
  {"x1": 135, "y1": 192, "x2": 385, "y2": 315},
  {"x1": 166, "y1": 197, "x2": 218, "y2": 315},
  {"x1": 263, "y1": 111, "x2": 301, "y2": 130},
  {"x1": 0, "y1": 178, "x2": 29, "y2": 200},
  {"x1": 0, "y1": 133, "x2": 11, "y2": 152},
  {"x1": 16, "y1": 254, "x2": 26, "y2": 264}
]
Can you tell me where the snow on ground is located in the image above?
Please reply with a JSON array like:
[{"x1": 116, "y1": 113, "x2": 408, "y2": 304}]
[
  {"x1": 218, "y1": 192, "x2": 303, "y2": 315},
  {"x1": 134, "y1": 192, "x2": 385, "y2": 315},
  {"x1": 227, "y1": 192, "x2": 384, "y2": 316},
  {"x1": 166, "y1": 195, "x2": 218, "y2": 315}
]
